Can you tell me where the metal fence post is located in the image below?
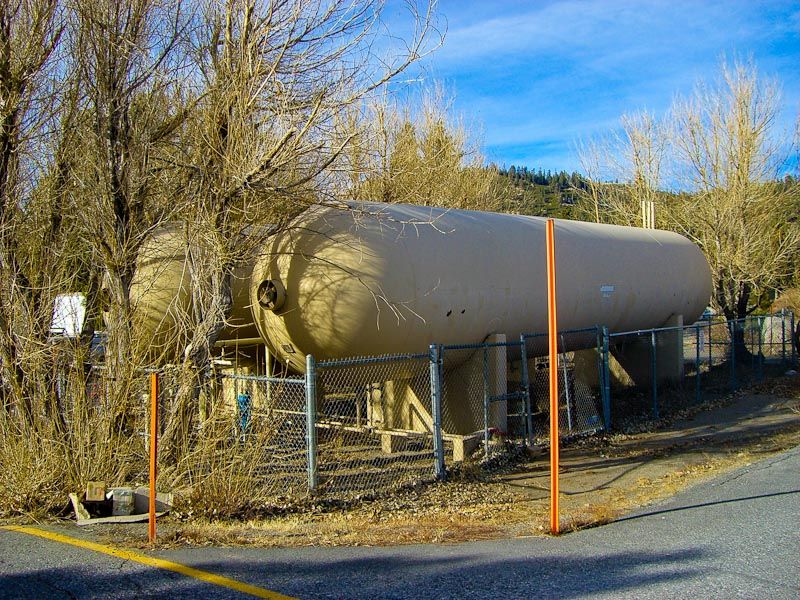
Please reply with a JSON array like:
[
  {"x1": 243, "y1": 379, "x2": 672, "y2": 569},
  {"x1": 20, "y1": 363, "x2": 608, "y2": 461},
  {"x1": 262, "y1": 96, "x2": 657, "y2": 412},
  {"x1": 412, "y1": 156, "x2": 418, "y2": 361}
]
[
  {"x1": 519, "y1": 335, "x2": 533, "y2": 447},
  {"x1": 601, "y1": 326, "x2": 611, "y2": 429},
  {"x1": 595, "y1": 326, "x2": 603, "y2": 413},
  {"x1": 305, "y1": 354, "x2": 318, "y2": 492},
  {"x1": 757, "y1": 315, "x2": 764, "y2": 382},
  {"x1": 729, "y1": 321, "x2": 737, "y2": 391},
  {"x1": 482, "y1": 347, "x2": 490, "y2": 459},
  {"x1": 561, "y1": 335, "x2": 573, "y2": 434},
  {"x1": 678, "y1": 320, "x2": 685, "y2": 390},
  {"x1": 651, "y1": 330, "x2": 659, "y2": 420},
  {"x1": 149, "y1": 371, "x2": 159, "y2": 543},
  {"x1": 781, "y1": 308, "x2": 787, "y2": 364},
  {"x1": 708, "y1": 319, "x2": 713, "y2": 367},
  {"x1": 429, "y1": 344, "x2": 445, "y2": 480},
  {"x1": 791, "y1": 310, "x2": 797, "y2": 367},
  {"x1": 695, "y1": 324, "x2": 701, "y2": 404}
]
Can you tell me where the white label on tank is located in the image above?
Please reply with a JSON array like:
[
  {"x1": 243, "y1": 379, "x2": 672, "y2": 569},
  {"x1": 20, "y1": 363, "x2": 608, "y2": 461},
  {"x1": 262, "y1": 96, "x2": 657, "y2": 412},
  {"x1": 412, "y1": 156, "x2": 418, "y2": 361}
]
[{"x1": 600, "y1": 285, "x2": 615, "y2": 298}]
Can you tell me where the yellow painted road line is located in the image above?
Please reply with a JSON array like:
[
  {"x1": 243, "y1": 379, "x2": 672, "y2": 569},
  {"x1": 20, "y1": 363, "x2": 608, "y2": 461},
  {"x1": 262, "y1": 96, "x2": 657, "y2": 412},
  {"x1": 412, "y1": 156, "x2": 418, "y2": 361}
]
[{"x1": 1, "y1": 525, "x2": 297, "y2": 600}]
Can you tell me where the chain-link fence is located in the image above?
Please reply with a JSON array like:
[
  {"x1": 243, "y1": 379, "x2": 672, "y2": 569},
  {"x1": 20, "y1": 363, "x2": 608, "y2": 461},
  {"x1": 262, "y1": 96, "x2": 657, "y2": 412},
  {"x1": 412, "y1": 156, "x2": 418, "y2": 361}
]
[
  {"x1": 218, "y1": 373, "x2": 309, "y2": 497},
  {"x1": 142, "y1": 368, "x2": 310, "y2": 511},
  {"x1": 604, "y1": 311, "x2": 797, "y2": 426},
  {"x1": 758, "y1": 309, "x2": 797, "y2": 364},
  {"x1": 131, "y1": 310, "x2": 795, "y2": 505},
  {"x1": 314, "y1": 353, "x2": 438, "y2": 498},
  {"x1": 436, "y1": 330, "x2": 604, "y2": 463},
  {"x1": 437, "y1": 340, "x2": 526, "y2": 461}
]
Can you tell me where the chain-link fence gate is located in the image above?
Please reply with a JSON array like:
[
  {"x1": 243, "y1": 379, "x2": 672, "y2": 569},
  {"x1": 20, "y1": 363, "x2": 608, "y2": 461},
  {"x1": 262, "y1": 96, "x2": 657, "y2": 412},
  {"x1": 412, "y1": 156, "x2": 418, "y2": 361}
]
[
  {"x1": 523, "y1": 329, "x2": 606, "y2": 444},
  {"x1": 313, "y1": 353, "x2": 440, "y2": 498}
]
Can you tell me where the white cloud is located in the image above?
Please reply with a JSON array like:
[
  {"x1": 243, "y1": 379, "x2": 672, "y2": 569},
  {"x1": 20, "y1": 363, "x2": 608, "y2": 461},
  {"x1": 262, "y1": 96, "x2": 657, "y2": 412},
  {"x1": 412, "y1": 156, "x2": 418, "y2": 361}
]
[{"x1": 420, "y1": 0, "x2": 800, "y2": 170}]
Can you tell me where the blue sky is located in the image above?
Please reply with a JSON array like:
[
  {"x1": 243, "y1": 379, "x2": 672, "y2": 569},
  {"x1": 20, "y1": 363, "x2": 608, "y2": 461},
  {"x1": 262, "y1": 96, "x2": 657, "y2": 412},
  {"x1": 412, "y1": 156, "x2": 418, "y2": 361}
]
[{"x1": 387, "y1": 0, "x2": 800, "y2": 174}]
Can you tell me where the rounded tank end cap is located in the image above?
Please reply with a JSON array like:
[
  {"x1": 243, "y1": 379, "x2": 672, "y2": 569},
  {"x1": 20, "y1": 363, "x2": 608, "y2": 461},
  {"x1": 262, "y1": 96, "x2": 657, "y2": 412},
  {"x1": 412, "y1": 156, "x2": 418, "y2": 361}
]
[{"x1": 257, "y1": 279, "x2": 286, "y2": 312}]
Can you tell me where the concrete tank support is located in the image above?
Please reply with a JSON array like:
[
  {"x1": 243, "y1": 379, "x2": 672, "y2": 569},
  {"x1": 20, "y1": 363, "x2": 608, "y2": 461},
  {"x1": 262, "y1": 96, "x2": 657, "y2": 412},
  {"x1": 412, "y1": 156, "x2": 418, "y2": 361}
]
[{"x1": 611, "y1": 314, "x2": 686, "y2": 388}]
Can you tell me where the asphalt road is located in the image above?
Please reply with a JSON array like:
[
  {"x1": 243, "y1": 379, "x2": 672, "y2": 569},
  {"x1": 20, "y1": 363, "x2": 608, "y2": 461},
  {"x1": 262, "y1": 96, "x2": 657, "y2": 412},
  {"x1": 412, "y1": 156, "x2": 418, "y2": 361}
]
[{"x1": 2, "y1": 445, "x2": 799, "y2": 599}]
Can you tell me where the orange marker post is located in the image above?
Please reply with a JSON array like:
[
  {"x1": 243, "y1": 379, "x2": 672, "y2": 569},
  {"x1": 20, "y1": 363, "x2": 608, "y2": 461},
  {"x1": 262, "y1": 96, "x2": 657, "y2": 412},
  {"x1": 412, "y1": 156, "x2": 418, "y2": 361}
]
[
  {"x1": 149, "y1": 371, "x2": 159, "y2": 543},
  {"x1": 546, "y1": 219, "x2": 560, "y2": 534}
]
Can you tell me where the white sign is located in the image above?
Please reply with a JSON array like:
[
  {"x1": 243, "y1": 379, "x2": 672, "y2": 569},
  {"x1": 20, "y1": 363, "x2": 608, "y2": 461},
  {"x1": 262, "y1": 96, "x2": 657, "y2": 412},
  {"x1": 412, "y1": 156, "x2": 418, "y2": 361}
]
[{"x1": 600, "y1": 285, "x2": 615, "y2": 298}]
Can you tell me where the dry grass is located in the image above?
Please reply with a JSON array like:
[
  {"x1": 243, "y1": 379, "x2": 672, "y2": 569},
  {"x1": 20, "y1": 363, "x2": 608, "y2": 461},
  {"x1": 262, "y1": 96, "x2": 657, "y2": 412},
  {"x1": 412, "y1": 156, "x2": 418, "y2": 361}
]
[
  {"x1": 93, "y1": 421, "x2": 800, "y2": 550},
  {"x1": 0, "y1": 367, "x2": 149, "y2": 520},
  {"x1": 111, "y1": 480, "x2": 539, "y2": 549},
  {"x1": 0, "y1": 436, "x2": 68, "y2": 519},
  {"x1": 6, "y1": 369, "x2": 799, "y2": 548}
]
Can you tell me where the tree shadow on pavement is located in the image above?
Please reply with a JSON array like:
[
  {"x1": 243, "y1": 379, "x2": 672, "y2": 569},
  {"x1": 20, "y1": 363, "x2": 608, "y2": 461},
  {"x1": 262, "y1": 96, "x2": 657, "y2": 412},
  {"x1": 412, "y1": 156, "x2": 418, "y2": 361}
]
[{"x1": 0, "y1": 545, "x2": 711, "y2": 599}]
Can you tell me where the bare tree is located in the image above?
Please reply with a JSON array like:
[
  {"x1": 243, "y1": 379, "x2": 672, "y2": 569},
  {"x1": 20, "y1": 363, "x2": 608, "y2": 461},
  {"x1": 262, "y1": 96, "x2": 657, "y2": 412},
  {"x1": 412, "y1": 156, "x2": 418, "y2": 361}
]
[
  {"x1": 574, "y1": 110, "x2": 666, "y2": 228},
  {"x1": 575, "y1": 59, "x2": 799, "y2": 331},
  {"x1": 574, "y1": 137, "x2": 605, "y2": 224},
  {"x1": 155, "y1": 0, "x2": 441, "y2": 460},
  {"x1": 69, "y1": 0, "x2": 190, "y2": 407},
  {"x1": 0, "y1": 0, "x2": 65, "y2": 420},
  {"x1": 352, "y1": 86, "x2": 510, "y2": 211},
  {"x1": 0, "y1": 1, "x2": 144, "y2": 514},
  {"x1": 669, "y1": 59, "x2": 800, "y2": 322}
]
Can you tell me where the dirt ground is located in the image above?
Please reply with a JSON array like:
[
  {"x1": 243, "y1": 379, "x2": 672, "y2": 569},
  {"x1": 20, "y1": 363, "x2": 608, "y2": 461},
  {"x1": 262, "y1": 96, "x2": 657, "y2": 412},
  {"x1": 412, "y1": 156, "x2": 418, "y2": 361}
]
[{"x1": 85, "y1": 374, "x2": 800, "y2": 549}]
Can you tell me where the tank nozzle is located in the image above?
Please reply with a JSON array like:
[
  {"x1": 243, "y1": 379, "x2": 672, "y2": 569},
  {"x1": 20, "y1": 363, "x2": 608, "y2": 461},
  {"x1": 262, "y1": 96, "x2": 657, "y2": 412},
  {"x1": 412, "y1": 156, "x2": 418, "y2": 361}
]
[{"x1": 256, "y1": 279, "x2": 286, "y2": 312}]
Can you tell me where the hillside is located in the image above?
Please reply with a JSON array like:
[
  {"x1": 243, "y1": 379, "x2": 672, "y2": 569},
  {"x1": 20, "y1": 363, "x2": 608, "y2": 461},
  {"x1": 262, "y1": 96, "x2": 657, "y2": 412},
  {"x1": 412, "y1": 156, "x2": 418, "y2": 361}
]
[{"x1": 495, "y1": 165, "x2": 587, "y2": 218}]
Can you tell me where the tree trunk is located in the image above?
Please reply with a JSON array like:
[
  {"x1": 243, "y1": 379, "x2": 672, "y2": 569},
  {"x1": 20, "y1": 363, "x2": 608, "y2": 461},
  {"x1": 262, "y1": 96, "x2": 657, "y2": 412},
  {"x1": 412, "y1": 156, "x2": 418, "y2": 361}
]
[
  {"x1": 161, "y1": 258, "x2": 233, "y2": 465},
  {"x1": 717, "y1": 279, "x2": 753, "y2": 363}
]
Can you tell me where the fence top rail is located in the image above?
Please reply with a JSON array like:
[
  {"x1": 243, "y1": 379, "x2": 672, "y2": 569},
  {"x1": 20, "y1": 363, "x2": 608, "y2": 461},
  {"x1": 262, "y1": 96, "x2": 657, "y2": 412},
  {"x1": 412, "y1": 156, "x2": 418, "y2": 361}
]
[
  {"x1": 318, "y1": 352, "x2": 429, "y2": 369},
  {"x1": 608, "y1": 312, "x2": 792, "y2": 339},
  {"x1": 441, "y1": 340, "x2": 524, "y2": 351},
  {"x1": 522, "y1": 326, "x2": 599, "y2": 339},
  {"x1": 609, "y1": 325, "x2": 686, "y2": 338},
  {"x1": 610, "y1": 320, "x2": 726, "y2": 338},
  {"x1": 223, "y1": 373, "x2": 305, "y2": 384}
]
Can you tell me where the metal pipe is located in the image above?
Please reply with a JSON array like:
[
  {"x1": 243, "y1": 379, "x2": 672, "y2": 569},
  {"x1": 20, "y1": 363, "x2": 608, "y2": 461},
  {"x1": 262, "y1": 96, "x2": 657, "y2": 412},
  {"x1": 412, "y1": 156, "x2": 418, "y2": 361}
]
[
  {"x1": 519, "y1": 335, "x2": 533, "y2": 448},
  {"x1": 213, "y1": 337, "x2": 263, "y2": 348},
  {"x1": 561, "y1": 335, "x2": 572, "y2": 433},
  {"x1": 265, "y1": 348, "x2": 272, "y2": 407},
  {"x1": 609, "y1": 323, "x2": 688, "y2": 338},
  {"x1": 441, "y1": 341, "x2": 518, "y2": 351},
  {"x1": 225, "y1": 373, "x2": 304, "y2": 384},
  {"x1": 318, "y1": 352, "x2": 429, "y2": 369},
  {"x1": 781, "y1": 308, "x2": 787, "y2": 364},
  {"x1": 148, "y1": 372, "x2": 159, "y2": 543},
  {"x1": 757, "y1": 316, "x2": 763, "y2": 382},
  {"x1": 708, "y1": 319, "x2": 713, "y2": 367},
  {"x1": 524, "y1": 326, "x2": 599, "y2": 339},
  {"x1": 483, "y1": 347, "x2": 490, "y2": 459},
  {"x1": 729, "y1": 321, "x2": 737, "y2": 391}
]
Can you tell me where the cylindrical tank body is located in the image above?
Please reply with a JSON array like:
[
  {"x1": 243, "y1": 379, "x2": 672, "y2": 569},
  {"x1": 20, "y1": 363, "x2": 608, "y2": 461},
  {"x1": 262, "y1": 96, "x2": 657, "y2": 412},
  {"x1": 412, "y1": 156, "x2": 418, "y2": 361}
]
[
  {"x1": 251, "y1": 202, "x2": 712, "y2": 372},
  {"x1": 130, "y1": 226, "x2": 258, "y2": 353}
]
